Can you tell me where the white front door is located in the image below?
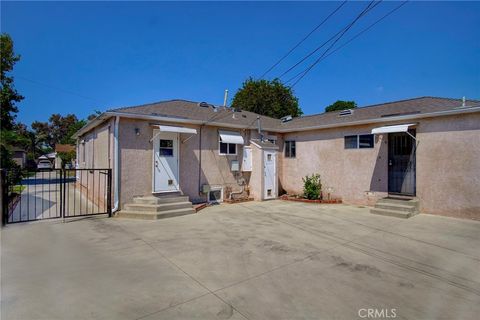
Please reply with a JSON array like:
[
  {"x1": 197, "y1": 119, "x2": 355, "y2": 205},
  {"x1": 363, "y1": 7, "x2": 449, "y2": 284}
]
[
  {"x1": 153, "y1": 131, "x2": 180, "y2": 193},
  {"x1": 263, "y1": 150, "x2": 276, "y2": 199}
]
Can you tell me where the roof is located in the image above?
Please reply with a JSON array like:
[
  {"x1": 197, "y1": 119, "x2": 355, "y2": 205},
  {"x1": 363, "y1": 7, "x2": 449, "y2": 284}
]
[
  {"x1": 75, "y1": 96, "x2": 480, "y2": 137},
  {"x1": 109, "y1": 99, "x2": 280, "y2": 131},
  {"x1": 55, "y1": 144, "x2": 76, "y2": 153},
  {"x1": 280, "y1": 97, "x2": 480, "y2": 131}
]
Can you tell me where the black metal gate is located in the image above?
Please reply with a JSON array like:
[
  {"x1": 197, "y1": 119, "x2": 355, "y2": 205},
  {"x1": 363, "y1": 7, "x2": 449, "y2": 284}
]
[
  {"x1": 1, "y1": 168, "x2": 111, "y2": 225},
  {"x1": 388, "y1": 131, "x2": 416, "y2": 196}
]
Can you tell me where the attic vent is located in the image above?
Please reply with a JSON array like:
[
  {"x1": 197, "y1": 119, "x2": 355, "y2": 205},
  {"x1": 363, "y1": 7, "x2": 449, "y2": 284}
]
[
  {"x1": 339, "y1": 109, "x2": 353, "y2": 116},
  {"x1": 198, "y1": 102, "x2": 210, "y2": 108},
  {"x1": 281, "y1": 115, "x2": 293, "y2": 123}
]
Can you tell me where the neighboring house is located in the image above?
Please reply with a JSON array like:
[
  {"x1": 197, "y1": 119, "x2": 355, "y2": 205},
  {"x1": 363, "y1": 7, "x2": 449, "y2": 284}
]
[
  {"x1": 11, "y1": 147, "x2": 27, "y2": 168},
  {"x1": 73, "y1": 97, "x2": 480, "y2": 220},
  {"x1": 55, "y1": 144, "x2": 76, "y2": 168}
]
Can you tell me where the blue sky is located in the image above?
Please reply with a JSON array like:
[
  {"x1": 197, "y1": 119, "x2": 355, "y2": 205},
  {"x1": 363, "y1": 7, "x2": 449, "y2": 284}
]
[{"x1": 2, "y1": 1, "x2": 479, "y2": 125}]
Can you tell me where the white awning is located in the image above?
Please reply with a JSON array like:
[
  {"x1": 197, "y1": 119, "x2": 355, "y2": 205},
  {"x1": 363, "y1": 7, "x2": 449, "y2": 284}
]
[
  {"x1": 219, "y1": 130, "x2": 244, "y2": 144},
  {"x1": 153, "y1": 125, "x2": 197, "y2": 134},
  {"x1": 371, "y1": 123, "x2": 416, "y2": 134}
]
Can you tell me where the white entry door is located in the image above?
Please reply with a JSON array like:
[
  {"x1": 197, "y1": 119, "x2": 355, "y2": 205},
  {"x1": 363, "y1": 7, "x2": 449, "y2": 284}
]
[
  {"x1": 153, "y1": 131, "x2": 180, "y2": 193},
  {"x1": 263, "y1": 150, "x2": 276, "y2": 199}
]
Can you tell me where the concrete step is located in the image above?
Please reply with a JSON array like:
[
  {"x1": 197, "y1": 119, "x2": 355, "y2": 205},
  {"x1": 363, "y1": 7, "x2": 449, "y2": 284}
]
[
  {"x1": 133, "y1": 196, "x2": 190, "y2": 204},
  {"x1": 374, "y1": 202, "x2": 417, "y2": 213},
  {"x1": 377, "y1": 197, "x2": 419, "y2": 207},
  {"x1": 370, "y1": 208, "x2": 413, "y2": 219},
  {"x1": 124, "y1": 202, "x2": 192, "y2": 212},
  {"x1": 116, "y1": 207, "x2": 195, "y2": 220}
]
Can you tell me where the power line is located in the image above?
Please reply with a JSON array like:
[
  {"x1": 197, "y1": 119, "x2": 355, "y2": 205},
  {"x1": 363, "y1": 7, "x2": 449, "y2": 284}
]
[
  {"x1": 278, "y1": 0, "x2": 381, "y2": 80},
  {"x1": 286, "y1": 1, "x2": 408, "y2": 86},
  {"x1": 290, "y1": 0, "x2": 382, "y2": 88},
  {"x1": 260, "y1": 0, "x2": 348, "y2": 79},
  {"x1": 16, "y1": 75, "x2": 105, "y2": 104}
]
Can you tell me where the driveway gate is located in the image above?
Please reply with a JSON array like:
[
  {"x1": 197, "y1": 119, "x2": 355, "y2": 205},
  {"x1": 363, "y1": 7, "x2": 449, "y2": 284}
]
[{"x1": 1, "y1": 169, "x2": 112, "y2": 225}]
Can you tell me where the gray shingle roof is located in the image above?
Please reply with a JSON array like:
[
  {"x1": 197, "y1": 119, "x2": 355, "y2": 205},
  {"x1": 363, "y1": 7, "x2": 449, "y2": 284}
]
[
  {"x1": 109, "y1": 99, "x2": 280, "y2": 131},
  {"x1": 280, "y1": 97, "x2": 480, "y2": 130},
  {"x1": 107, "y1": 97, "x2": 479, "y2": 132}
]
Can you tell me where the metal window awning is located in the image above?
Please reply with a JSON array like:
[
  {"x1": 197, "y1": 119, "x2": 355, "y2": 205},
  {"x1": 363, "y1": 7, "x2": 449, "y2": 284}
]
[
  {"x1": 219, "y1": 130, "x2": 244, "y2": 144},
  {"x1": 153, "y1": 125, "x2": 197, "y2": 134},
  {"x1": 150, "y1": 125, "x2": 197, "y2": 142},
  {"x1": 371, "y1": 123, "x2": 416, "y2": 134}
]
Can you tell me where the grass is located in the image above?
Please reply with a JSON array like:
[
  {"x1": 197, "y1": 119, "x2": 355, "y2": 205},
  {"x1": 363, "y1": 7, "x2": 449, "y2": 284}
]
[{"x1": 11, "y1": 185, "x2": 26, "y2": 194}]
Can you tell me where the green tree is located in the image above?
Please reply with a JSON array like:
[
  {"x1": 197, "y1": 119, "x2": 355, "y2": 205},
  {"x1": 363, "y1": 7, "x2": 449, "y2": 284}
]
[
  {"x1": 325, "y1": 100, "x2": 357, "y2": 113},
  {"x1": 32, "y1": 114, "x2": 86, "y2": 150},
  {"x1": 1, "y1": 33, "x2": 23, "y2": 130},
  {"x1": 231, "y1": 78, "x2": 302, "y2": 119},
  {"x1": 1, "y1": 33, "x2": 24, "y2": 175}
]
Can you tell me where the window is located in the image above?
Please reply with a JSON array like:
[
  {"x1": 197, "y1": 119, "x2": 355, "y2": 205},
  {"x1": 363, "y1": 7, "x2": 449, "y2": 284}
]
[
  {"x1": 359, "y1": 134, "x2": 374, "y2": 148},
  {"x1": 285, "y1": 141, "x2": 296, "y2": 158},
  {"x1": 219, "y1": 142, "x2": 237, "y2": 155},
  {"x1": 344, "y1": 135, "x2": 358, "y2": 149},
  {"x1": 160, "y1": 139, "x2": 174, "y2": 156},
  {"x1": 344, "y1": 134, "x2": 374, "y2": 149}
]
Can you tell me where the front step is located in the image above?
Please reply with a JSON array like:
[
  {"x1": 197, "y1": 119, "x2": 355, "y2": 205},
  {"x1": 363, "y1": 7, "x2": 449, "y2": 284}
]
[
  {"x1": 116, "y1": 208, "x2": 195, "y2": 220},
  {"x1": 371, "y1": 197, "x2": 419, "y2": 219},
  {"x1": 124, "y1": 202, "x2": 192, "y2": 212},
  {"x1": 117, "y1": 194, "x2": 195, "y2": 220},
  {"x1": 133, "y1": 196, "x2": 190, "y2": 205}
]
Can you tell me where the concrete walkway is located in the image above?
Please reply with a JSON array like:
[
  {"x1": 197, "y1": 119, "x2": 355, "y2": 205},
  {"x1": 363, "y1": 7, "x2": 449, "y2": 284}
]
[
  {"x1": 8, "y1": 172, "x2": 101, "y2": 223},
  {"x1": 1, "y1": 201, "x2": 479, "y2": 319}
]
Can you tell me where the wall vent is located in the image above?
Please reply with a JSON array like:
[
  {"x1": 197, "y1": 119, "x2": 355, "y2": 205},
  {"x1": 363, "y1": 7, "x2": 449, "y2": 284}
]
[{"x1": 339, "y1": 109, "x2": 353, "y2": 116}]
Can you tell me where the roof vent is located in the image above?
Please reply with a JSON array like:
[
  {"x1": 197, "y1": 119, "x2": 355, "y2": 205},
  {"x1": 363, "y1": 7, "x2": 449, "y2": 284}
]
[
  {"x1": 198, "y1": 102, "x2": 210, "y2": 108},
  {"x1": 339, "y1": 109, "x2": 353, "y2": 116},
  {"x1": 281, "y1": 115, "x2": 293, "y2": 123}
]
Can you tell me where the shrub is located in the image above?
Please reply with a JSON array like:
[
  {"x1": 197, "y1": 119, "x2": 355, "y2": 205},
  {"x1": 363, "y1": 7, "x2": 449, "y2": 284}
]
[{"x1": 302, "y1": 174, "x2": 322, "y2": 200}]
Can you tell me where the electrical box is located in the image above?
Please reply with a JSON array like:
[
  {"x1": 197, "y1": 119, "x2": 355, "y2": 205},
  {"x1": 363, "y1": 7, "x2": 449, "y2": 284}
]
[
  {"x1": 231, "y1": 160, "x2": 240, "y2": 172},
  {"x1": 242, "y1": 147, "x2": 252, "y2": 172}
]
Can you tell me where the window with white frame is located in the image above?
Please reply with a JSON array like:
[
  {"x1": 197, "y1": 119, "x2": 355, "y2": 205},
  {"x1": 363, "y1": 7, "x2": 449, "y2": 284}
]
[
  {"x1": 344, "y1": 134, "x2": 374, "y2": 149},
  {"x1": 285, "y1": 140, "x2": 296, "y2": 158},
  {"x1": 219, "y1": 142, "x2": 237, "y2": 155}
]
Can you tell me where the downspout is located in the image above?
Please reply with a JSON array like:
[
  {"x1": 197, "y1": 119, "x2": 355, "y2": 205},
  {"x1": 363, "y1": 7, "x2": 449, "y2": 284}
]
[
  {"x1": 198, "y1": 125, "x2": 203, "y2": 196},
  {"x1": 113, "y1": 116, "x2": 120, "y2": 213}
]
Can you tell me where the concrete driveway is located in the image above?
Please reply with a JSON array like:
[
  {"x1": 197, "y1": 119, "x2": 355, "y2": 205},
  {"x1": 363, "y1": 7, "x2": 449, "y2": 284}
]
[{"x1": 1, "y1": 200, "x2": 480, "y2": 319}]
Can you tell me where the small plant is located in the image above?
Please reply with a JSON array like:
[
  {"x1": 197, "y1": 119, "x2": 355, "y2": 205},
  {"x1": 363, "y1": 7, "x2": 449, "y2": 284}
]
[{"x1": 302, "y1": 174, "x2": 322, "y2": 200}]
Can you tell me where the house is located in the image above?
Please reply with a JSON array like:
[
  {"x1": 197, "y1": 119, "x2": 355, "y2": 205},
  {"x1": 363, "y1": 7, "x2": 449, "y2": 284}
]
[
  {"x1": 11, "y1": 147, "x2": 27, "y2": 168},
  {"x1": 54, "y1": 144, "x2": 76, "y2": 168},
  {"x1": 73, "y1": 97, "x2": 480, "y2": 220}
]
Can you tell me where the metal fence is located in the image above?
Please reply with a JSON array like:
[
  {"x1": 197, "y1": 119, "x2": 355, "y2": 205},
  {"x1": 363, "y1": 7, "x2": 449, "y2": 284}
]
[{"x1": 1, "y1": 168, "x2": 112, "y2": 225}]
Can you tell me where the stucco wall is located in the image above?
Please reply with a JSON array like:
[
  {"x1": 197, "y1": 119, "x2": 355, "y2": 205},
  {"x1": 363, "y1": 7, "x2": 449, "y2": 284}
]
[
  {"x1": 117, "y1": 118, "x2": 253, "y2": 207},
  {"x1": 416, "y1": 113, "x2": 480, "y2": 219},
  {"x1": 279, "y1": 124, "x2": 388, "y2": 206}
]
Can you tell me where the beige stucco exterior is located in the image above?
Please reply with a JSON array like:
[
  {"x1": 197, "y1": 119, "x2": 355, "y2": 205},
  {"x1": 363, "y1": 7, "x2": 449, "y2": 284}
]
[
  {"x1": 116, "y1": 118, "x2": 254, "y2": 207},
  {"x1": 77, "y1": 111, "x2": 480, "y2": 220},
  {"x1": 277, "y1": 113, "x2": 480, "y2": 219}
]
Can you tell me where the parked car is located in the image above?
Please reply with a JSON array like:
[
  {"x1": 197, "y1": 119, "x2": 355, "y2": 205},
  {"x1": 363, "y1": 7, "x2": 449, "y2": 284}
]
[{"x1": 37, "y1": 160, "x2": 53, "y2": 170}]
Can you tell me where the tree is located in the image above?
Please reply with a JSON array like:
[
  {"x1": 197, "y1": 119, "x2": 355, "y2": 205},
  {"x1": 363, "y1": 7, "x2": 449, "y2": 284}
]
[
  {"x1": 32, "y1": 114, "x2": 86, "y2": 150},
  {"x1": 231, "y1": 78, "x2": 302, "y2": 119},
  {"x1": 1, "y1": 33, "x2": 24, "y2": 176},
  {"x1": 1, "y1": 33, "x2": 23, "y2": 130},
  {"x1": 325, "y1": 100, "x2": 357, "y2": 113}
]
